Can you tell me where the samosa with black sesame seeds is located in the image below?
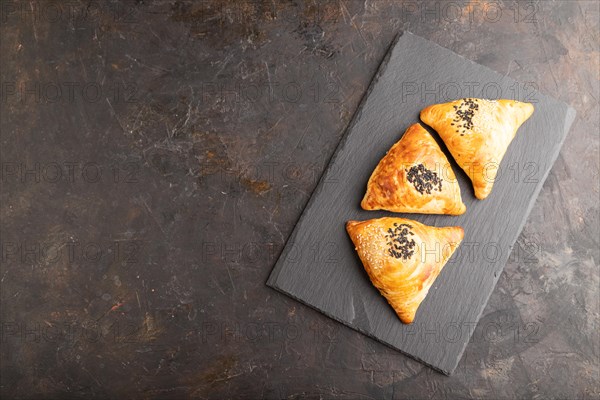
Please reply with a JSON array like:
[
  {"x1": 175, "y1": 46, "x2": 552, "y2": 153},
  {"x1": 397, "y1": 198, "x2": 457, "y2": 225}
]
[
  {"x1": 346, "y1": 217, "x2": 464, "y2": 324},
  {"x1": 361, "y1": 123, "x2": 466, "y2": 215},
  {"x1": 420, "y1": 98, "x2": 534, "y2": 200}
]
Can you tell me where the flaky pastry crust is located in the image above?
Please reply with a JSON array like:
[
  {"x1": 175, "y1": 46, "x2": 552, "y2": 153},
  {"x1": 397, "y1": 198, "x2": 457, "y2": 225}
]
[
  {"x1": 420, "y1": 98, "x2": 534, "y2": 199},
  {"x1": 346, "y1": 217, "x2": 464, "y2": 324},
  {"x1": 361, "y1": 123, "x2": 466, "y2": 215}
]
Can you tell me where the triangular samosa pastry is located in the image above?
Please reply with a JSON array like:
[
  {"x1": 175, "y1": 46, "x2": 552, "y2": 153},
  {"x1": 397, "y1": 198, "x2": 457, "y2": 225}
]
[
  {"x1": 361, "y1": 123, "x2": 466, "y2": 215},
  {"x1": 420, "y1": 98, "x2": 534, "y2": 200},
  {"x1": 346, "y1": 217, "x2": 464, "y2": 324}
]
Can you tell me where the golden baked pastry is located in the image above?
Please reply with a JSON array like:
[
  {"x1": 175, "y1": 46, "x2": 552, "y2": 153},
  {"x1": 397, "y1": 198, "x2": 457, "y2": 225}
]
[
  {"x1": 346, "y1": 217, "x2": 464, "y2": 324},
  {"x1": 420, "y1": 98, "x2": 534, "y2": 200},
  {"x1": 361, "y1": 123, "x2": 466, "y2": 215}
]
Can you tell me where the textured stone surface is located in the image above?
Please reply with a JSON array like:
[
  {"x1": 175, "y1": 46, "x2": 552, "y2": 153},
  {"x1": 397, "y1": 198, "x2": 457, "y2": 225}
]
[{"x1": 1, "y1": 0, "x2": 598, "y2": 398}]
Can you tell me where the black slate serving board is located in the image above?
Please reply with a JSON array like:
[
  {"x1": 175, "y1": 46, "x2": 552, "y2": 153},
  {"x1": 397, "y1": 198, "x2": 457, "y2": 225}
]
[{"x1": 267, "y1": 31, "x2": 576, "y2": 374}]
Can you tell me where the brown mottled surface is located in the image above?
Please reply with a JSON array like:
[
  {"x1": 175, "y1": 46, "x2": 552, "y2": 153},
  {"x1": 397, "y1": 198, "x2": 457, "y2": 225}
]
[{"x1": 1, "y1": 1, "x2": 598, "y2": 399}]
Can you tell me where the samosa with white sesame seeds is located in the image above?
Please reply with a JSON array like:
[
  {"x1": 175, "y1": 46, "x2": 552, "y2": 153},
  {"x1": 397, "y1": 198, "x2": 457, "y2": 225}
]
[
  {"x1": 420, "y1": 98, "x2": 534, "y2": 200},
  {"x1": 346, "y1": 217, "x2": 464, "y2": 324}
]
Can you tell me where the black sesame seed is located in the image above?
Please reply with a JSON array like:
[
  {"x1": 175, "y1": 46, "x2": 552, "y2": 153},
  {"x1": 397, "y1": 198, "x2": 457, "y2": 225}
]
[
  {"x1": 405, "y1": 163, "x2": 443, "y2": 195},
  {"x1": 385, "y1": 223, "x2": 416, "y2": 260},
  {"x1": 453, "y1": 99, "x2": 479, "y2": 131}
]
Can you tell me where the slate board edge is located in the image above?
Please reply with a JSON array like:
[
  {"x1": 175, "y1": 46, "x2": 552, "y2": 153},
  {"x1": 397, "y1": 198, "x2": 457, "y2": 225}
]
[
  {"x1": 266, "y1": 31, "x2": 404, "y2": 286},
  {"x1": 267, "y1": 275, "x2": 451, "y2": 375},
  {"x1": 440, "y1": 105, "x2": 577, "y2": 372},
  {"x1": 266, "y1": 30, "x2": 578, "y2": 375},
  {"x1": 416, "y1": 104, "x2": 577, "y2": 372},
  {"x1": 267, "y1": 30, "x2": 453, "y2": 375}
]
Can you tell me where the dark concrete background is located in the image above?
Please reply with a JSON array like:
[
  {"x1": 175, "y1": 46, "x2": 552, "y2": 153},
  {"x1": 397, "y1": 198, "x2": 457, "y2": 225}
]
[{"x1": 0, "y1": 1, "x2": 598, "y2": 399}]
